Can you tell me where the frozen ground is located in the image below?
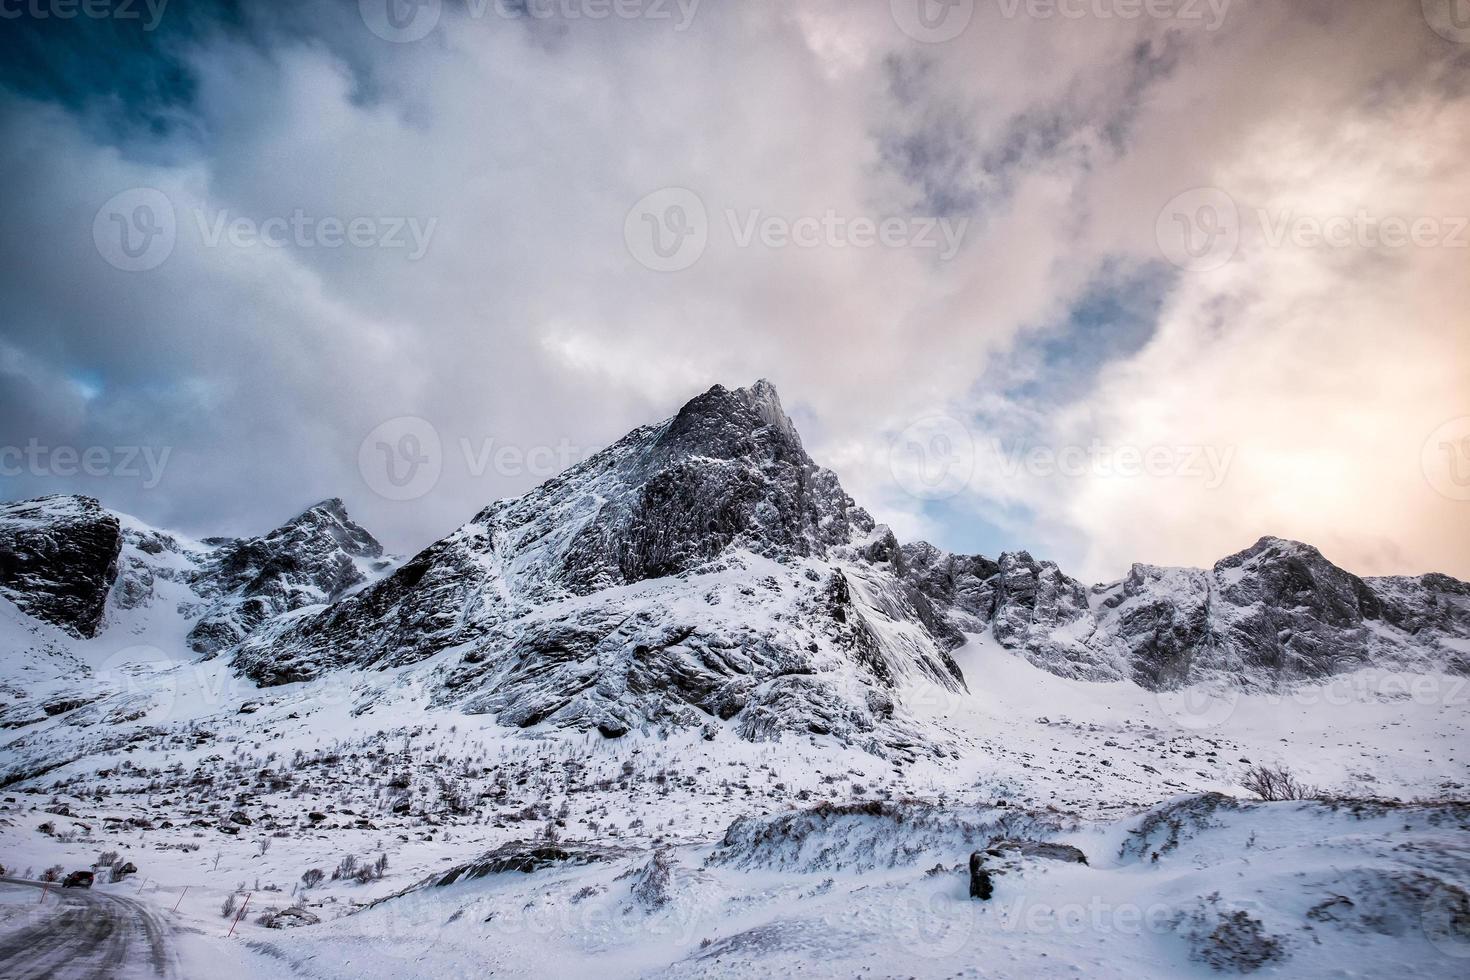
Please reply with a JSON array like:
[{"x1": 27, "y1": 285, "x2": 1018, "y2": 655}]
[{"x1": 0, "y1": 628, "x2": 1466, "y2": 978}]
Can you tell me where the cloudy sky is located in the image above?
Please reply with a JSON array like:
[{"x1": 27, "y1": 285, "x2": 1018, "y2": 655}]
[{"x1": 1, "y1": 0, "x2": 1467, "y2": 582}]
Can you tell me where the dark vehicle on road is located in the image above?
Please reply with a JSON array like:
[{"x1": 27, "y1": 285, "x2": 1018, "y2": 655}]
[{"x1": 61, "y1": 870, "x2": 94, "y2": 889}]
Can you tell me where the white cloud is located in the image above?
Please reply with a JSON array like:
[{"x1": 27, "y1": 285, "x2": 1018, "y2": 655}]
[{"x1": 1, "y1": 2, "x2": 1464, "y2": 582}]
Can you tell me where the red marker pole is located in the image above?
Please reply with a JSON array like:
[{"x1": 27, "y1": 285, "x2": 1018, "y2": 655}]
[
  {"x1": 227, "y1": 893, "x2": 251, "y2": 938},
  {"x1": 39, "y1": 882, "x2": 48, "y2": 903},
  {"x1": 172, "y1": 886, "x2": 188, "y2": 912},
  {"x1": 137, "y1": 877, "x2": 149, "y2": 895}
]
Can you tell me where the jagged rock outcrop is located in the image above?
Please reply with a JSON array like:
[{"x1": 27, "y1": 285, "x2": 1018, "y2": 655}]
[
  {"x1": 0, "y1": 496, "x2": 122, "y2": 637},
  {"x1": 903, "y1": 535, "x2": 1470, "y2": 690},
  {"x1": 186, "y1": 498, "x2": 389, "y2": 654},
  {"x1": 0, "y1": 493, "x2": 391, "y2": 662}
]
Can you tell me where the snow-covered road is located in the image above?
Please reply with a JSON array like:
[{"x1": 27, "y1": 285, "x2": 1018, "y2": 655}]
[{"x1": 0, "y1": 877, "x2": 177, "y2": 980}]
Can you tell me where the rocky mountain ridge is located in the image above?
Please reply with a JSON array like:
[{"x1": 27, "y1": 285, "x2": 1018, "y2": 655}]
[
  {"x1": 1, "y1": 381, "x2": 1466, "y2": 749},
  {"x1": 894, "y1": 534, "x2": 1470, "y2": 691}
]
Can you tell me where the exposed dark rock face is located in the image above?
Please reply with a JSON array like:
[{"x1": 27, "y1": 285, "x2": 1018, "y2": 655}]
[
  {"x1": 186, "y1": 498, "x2": 388, "y2": 654},
  {"x1": 898, "y1": 541, "x2": 1001, "y2": 631},
  {"x1": 1365, "y1": 572, "x2": 1470, "y2": 673},
  {"x1": 0, "y1": 496, "x2": 122, "y2": 637}
]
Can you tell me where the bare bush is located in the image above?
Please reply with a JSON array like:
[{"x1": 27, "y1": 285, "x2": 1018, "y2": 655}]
[
  {"x1": 1240, "y1": 764, "x2": 1318, "y2": 801},
  {"x1": 301, "y1": 868, "x2": 324, "y2": 889},
  {"x1": 40, "y1": 865, "x2": 63, "y2": 883},
  {"x1": 331, "y1": 854, "x2": 357, "y2": 881}
]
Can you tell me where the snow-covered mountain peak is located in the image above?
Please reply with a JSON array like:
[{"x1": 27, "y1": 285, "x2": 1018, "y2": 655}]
[{"x1": 658, "y1": 379, "x2": 806, "y2": 464}]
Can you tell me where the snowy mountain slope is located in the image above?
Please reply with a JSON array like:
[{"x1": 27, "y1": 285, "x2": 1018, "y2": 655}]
[
  {"x1": 0, "y1": 494, "x2": 394, "y2": 660},
  {"x1": 0, "y1": 623, "x2": 1465, "y2": 978},
  {"x1": 0, "y1": 363, "x2": 1465, "y2": 978},
  {"x1": 0, "y1": 496, "x2": 397, "y2": 761},
  {"x1": 2, "y1": 380, "x2": 1467, "y2": 765}
]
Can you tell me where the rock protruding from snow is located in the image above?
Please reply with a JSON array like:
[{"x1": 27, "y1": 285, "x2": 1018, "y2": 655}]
[{"x1": 0, "y1": 496, "x2": 122, "y2": 637}]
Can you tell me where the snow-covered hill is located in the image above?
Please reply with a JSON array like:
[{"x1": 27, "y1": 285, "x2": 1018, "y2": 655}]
[{"x1": 0, "y1": 381, "x2": 1466, "y2": 977}]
